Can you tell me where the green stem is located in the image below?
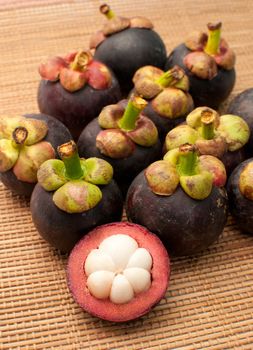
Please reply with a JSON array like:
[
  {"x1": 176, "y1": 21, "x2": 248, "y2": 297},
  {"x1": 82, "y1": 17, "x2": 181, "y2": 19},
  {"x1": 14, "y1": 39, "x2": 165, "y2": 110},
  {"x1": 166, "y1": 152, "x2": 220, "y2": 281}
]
[
  {"x1": 177, "y1": 144, "x2": 197, "y2": 176},
  {"x1": 155, "y1": 66, "x2": 184, "y2": 88},
  {"x1": 117, "y1": 96, "x2": 148, "y2": 131},
  {"x1": 57, "y1": 141, "x2": 84, "y2": 180},
  {"x1": 204, "y1": 22, "x2": 222, "y2": 55},
  {"x1": 100, "y1": 4, "x2": 115, "y2": 19},
  {"x1": 200, "y1": 110, "x2": 215, "y2": 140}
]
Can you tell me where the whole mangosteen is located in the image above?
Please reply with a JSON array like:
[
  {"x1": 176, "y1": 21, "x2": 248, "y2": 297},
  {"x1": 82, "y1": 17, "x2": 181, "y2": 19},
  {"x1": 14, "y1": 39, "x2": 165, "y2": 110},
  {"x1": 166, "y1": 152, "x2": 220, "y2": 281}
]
[
  {"x1": 37, "y1": 50, "x2": 121, "y2": 140},
  {"x1": 131, "y1": 65, "x2": 194, "y2": 142},
  {"x1": 30, "y1": 141, "x2": 123, "y2": 253},
  {"x1": 0, "y1": 113, "x2": 71, "y2": 197},
  {"x1": 227, "y1": 88, "x2": 253, "y2": 156},
  {"x1": 126, "y1": 144, "x2": 228, "y2": 256},
  {"x1": 77, "y1": 95, "x2": 162, "y2": 195},
  {"x1": 67, "y1": 222, "x2": 170, "y2": 322},
  {"x1": 164, "y1": 107, "x2": 250, "y2": 175},
  {"x1": 227, "y1": 158, "x2": 253, "y2": 234},
  {"x1": 165, "y1": 22, "x2": 236, "y2": 109},
  {"x1": 90, "y1": 4, "x2": 167, "y2": 95}
]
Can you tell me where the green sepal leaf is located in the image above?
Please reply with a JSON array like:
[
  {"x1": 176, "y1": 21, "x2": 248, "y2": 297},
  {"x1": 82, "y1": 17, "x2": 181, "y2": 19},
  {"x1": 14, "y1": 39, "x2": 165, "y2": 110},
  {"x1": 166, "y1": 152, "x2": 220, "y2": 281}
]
[
  {"x1": 180, "y1": 171, "x2": 213, "y2": 200},
  {"x1": 53, "y1": 180, "x2": 102, "y2": 213},
  {"x1": 82, "y1": 158, "x2": 113, "y2": 185},
  {"x1": 0, "y1": 139, "x2": 19, "y2": 172},
  {"x1": 37, "y1": 159, "x2": 67, "y2": 191}
]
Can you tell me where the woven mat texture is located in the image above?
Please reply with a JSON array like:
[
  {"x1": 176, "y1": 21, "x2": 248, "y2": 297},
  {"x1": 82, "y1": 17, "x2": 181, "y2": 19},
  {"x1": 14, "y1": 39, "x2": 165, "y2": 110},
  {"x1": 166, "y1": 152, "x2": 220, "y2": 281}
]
[{"x1": 1, "y1": 1, "x2": 253, "y2": 349}]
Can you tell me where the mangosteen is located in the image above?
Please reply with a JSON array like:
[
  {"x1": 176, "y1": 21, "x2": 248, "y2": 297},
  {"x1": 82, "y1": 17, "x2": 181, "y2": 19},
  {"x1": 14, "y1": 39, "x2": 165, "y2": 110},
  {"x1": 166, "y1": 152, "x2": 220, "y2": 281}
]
[
  {"x1": 77, "y1": 95, "x2": 162, "y2": 195},
  {"x1": 0, "y1": 113, "x2": 71, "y2": 197},
  {"x1": 67, "y1": 222, "x2": 170, "y2": 322},
  {"x1": 227, "y1": 88, "x2": 253, "y2": 156},
  {"x1": 90, "y1": 4, "x2": 167, "y2": 95},
  {"x1": 165, "y1": 22, "x2": 236, "y2": 109},
  {"x1": 126, "y1": 144, "x2": 228, "y2": 256},
  {"x1": 227, "y1": 158, "x2": 253, "y2": 234},
  {"x1": 131, "y1": 65, "x2": 194, "y2": 142},
  {"x1": 30, "y1": 141, "x2": 123, "y2": 252},
  {"x1": 164, "y1": 106, "x2": 250, "y2": 175},
  {"x1": 37, "y1": 50, "x2": 121, "y2": 140}
]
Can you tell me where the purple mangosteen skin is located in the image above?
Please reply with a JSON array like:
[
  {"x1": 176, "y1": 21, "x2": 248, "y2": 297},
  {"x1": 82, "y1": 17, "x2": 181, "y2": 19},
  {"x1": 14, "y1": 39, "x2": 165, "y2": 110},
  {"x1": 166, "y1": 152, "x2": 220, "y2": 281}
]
[
  {"x1": 77, "y1": 118, "x2": 162, "y2": 195},
  {"x1": 227, "y1": 158, "x2": 253, "y2": 234},
  {"x1": 94, "y1": 28, "x2": 167, "y2": 95},
  {"x1": 0, "y1": 113, "x2": 72, "y2": 197},
  {"x1": 126, "y1": 170, "x2": 228, "y2": 256},
  {"x1": 37, "y1": 72, "x2": 121, "y2": 140},
  {"x1": 30, "y1": 180, "x2": 123, "y2": 252},
  {"x1": 165, "y1": 44, "x2": 236, "y2": 109},
  {"x1": 227, "y1": 88, "x2": 253, "y2": 156},
  {"x1": 220, "y1": 148, "x2": 247, "y2": 176}
]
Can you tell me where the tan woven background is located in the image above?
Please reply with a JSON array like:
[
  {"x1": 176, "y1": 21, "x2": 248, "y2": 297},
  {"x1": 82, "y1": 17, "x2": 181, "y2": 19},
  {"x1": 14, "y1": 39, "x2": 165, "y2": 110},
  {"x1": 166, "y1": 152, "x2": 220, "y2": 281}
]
[{"x1": 1, "y1": 0, "x2": 253, "y2": 349}]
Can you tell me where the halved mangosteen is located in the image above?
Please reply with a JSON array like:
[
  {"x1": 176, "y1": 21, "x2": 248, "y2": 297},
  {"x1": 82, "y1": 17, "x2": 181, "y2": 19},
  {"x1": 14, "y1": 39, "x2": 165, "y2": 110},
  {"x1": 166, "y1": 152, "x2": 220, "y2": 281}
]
[
  {"x1": 37, "y1": 50, "x2": 121, "y2": 140},
  {"x1": 0, "y1": 113, "x2": 71, "y2": 197},
  {"x1": 90, "y1": 4, "x2": 167, "y2": 95},
  {"x1": 126, "y1": 144, "x2": 228, "y2": 256},
  {"x1": 67, "y1": 222, "x2": 170, "y2": 322},
  {"x1": 165, "y1": 22, "x2": 236, "y2": 109},
  {"x1": 30, "y1": 141, "x2": 123, "y2": 252}
]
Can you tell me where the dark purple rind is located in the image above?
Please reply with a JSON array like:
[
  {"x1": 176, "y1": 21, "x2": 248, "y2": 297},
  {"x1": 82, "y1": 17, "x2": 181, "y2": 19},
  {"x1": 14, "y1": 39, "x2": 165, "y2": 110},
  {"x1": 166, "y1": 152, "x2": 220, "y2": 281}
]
[
  {"x1": 126, "y1": 170, "x2": 228, "y2": 256},
  {"x1": 165, "y1": 43, "x2": 236, "y2": 109},
  {"x1": 30, "y1": 180, "x2": 123, "y2": 252},
  {"x1": 220, "y1": 148, "x2": 247, "y2": 176},
  {"x1": 77, "y1": 118, "x2": 162, "y2": 196},
  {"x1": 227, "y1": 158, "x2": 253, "y2": 234},
  {"x1": 0, "y1": 113, "x2": 72, "y2": 197},
  {"x1": 94, "y1": 28, "x2": 167, "y2": 95},
  {"x1": 227, "y1": 88, "x2": 253, "y2": 156},
  {"x1": 37, "y1": 72, "x2": 121, "y2": 140}
]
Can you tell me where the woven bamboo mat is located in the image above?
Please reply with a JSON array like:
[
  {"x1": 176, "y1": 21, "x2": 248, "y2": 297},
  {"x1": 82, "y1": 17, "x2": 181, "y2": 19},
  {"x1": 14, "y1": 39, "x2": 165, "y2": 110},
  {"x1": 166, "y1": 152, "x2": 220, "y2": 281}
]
[{"x1": 1, "y1": 0, "x2": 253, "y2": 349}]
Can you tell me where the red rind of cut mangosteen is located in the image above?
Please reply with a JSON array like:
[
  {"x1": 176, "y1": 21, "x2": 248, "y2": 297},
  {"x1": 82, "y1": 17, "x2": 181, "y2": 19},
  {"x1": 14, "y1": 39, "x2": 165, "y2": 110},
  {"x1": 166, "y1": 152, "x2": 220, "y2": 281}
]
[{"x1": 67, "y1": 222, "x2": 170, "y2": 322}]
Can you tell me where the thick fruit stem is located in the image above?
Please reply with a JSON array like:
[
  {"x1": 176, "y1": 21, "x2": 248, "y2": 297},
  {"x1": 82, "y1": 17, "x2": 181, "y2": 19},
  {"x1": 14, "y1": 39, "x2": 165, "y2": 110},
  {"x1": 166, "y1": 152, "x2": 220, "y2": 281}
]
[
  {"x1": 177, "y1": 144, "x2": 197, "y2": 176},
  {"x1": 200, "y1": 110, "x2": 215, "y2": 140},
  {"x1": 57, "y1": 141, "x2": 84, "y2": 180},
  {"x1": 155, "y1": 66, "x2": 184, "y2": 88},
  {"x1": 100, "y1": 4, "x2": 115, "y2": 19},
  {"x1": 204, "y1": 22, "x2": 222, "y2": 55},
  {"x1": 118, "y1": 96, "x2": 148, "y2": 131},
  {"x1": 70, "y1": 51, "x2": 92, "y2": 71},
  {"x1": 12, "y1": 127, "x2": 28, "y2": 145}
]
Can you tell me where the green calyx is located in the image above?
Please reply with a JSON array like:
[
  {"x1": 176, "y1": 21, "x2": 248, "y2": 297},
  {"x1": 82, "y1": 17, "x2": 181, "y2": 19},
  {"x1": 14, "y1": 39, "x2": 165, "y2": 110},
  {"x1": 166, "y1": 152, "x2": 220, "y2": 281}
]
[
  {"x1": 37, "y1": 141, "x2": 113, "y2": 213},
  {"x1": 97, "y1": 99, "x2": 158, "y2": 159},
  {"x1": 147, "y1": 144, "x2": 213, "y2": 200},
  {"x1": 166, "y1": 107, "x2": 248, "y2": 157},
  {"x1": 0, "y1": 116, "x2": 56, "y2": 182}
]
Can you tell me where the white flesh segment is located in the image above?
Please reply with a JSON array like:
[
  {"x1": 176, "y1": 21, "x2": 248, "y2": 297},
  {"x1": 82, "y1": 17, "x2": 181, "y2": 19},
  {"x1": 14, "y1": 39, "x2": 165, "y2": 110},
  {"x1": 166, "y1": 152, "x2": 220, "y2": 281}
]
[
  {"x1": 123, "y1": 267, "x2": 151, "y2": 294},
  {"x1": 126, "y1": 248, "x2": 153, "y2": 271},
  {"x1": 87, "y1": 271, "x2": 115, "y2": 299},
  {"x1": 84, "y1": 249, "x2": 116, "y2": 276},
  {"x1": 99, "y1": 234, "x2": 138, "y2": 271},
  {"x1": 110, "y1": 274, "x2": 134, "y2": 304}
]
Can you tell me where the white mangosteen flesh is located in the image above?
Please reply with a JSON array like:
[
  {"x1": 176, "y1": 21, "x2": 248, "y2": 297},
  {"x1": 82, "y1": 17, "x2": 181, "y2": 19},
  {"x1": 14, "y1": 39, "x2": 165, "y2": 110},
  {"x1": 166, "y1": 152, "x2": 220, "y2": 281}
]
[{"x1": 85, "y1": 234, "x2": 153, "y2": 304}]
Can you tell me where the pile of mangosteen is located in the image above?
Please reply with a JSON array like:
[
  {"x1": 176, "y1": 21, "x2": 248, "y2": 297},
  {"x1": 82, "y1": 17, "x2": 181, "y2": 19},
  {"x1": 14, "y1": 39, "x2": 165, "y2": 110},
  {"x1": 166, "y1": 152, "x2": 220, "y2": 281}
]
[{"x1": 2, "y1": 3, "x2": 253, "y2": 323}]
